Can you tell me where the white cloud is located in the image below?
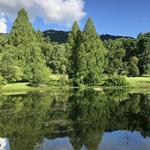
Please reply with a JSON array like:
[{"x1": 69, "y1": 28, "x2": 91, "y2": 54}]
[
  {"x1": 0, "y1": 15, "x2": 7, "y2": 33},
  {"x1": 0, "y1": 0, "x2": 86, "y2": 26}
]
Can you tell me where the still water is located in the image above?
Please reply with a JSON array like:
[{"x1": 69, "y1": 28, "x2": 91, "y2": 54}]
[{"x1": 0, "y1": 88, "x2": 150, "y2": 150}]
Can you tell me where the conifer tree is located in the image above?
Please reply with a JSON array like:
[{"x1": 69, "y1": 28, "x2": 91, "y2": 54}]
[
  {"x1": 8, "y1": 8, "x2": 37, "y2": 46},
  {"x1": 66, "y1": 21, "x2": 81, "y2": 78},
  {"x1": 77, "y1": 18, "x2": 107, "y2": 84},
  {"x1": 1, "y1": 9, "x2": 50, "y2": 84}
]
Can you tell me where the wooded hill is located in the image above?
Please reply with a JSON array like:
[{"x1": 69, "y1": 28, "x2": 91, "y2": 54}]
[{"x1": 43, "y1": 29, "x2": 133, "y2": 44}]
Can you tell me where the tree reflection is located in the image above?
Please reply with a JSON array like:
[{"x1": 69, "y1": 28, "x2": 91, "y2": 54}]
[{"x1": 0, "y1": 88, "x2": 149, "y2": 150}]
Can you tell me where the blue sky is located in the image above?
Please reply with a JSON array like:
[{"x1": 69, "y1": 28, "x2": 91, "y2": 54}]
[
  {"x1": 84, "y1": 0, "x2": 150, "y2": 37},
  {"x1": 0, "y1": 0, "x2": 150, "y2": 37}
]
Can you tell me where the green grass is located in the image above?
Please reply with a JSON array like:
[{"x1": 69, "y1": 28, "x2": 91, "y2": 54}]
[
  {"x1": 49, "y1": 74, "x2": 68, "y2": 80},
  {"x1": 125, "y1": 76, "x2": 150, "y2": 94},
  {"x1": 1, "y1": 76, "x2": 150, "y2": 95},
  {"x1": 1, "y1": 74, "x2": 69, "y2": 94},
  {"x1": 126, "y1": 76, "x2": 150, "y2": 88},
  {"x1": 1, "y1": 82, "x2": 37, "y2": 92}
]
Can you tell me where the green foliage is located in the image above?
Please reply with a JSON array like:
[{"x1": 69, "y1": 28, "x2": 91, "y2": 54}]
[
  {"x1": 0, "y1": 75, "x2": 6, "y2": 86},
  {"x1": 9, "y1": 66, "x2": 23, "y2": 82},
  {"x1": 66, "y1": 21, "x2": 81, "y2": 78},
  {"x1": 47, "y1": 74, "x2": 69, "y2": 86},
  {"x1": 48, "y1": 44, "x2": 68, "y2": 74},
  {"x1": 8, "y1": 8, "x2": 37, "y2": 46},
  {"x1": 104, "y1": 75, "x2": 128, "y2": 86},
  {"x1": 23, "y1": 44, "x2": 51, "y2": 85},
  {"x1": 0, "y1": 9, "x2": 50, "y2": 85},
  {"x1": 0, "y1": 45, "x2": 23, "y2": 82},
  {"x1": 138, "y1": 33, "x2": 150, "y2": 75},
  {"x1": 31, "y1": 67, "x2": 51, "y2": 86},
  {"x1": 2, "y1": 65, "x2": 23, "y2": 82},
  {"x1": 0, "y1": 34, "x2": 7, "y2": 53},
  {"x1": 105, "y1": 39, "x2": 125, "y2": 75},
  {"x1": 122, "y1": 39, "x2": 140, "y2": 76},
  {"x1": 128, "y1": 64, "x2": 140, "y2": 77},
  {"x1": 123, "y1": 39, "x2": 138, "y2": 62},
  {"x1": 0, "y1": 8, "x2": 149, "y2": 86},
  {"x1": 76, "y1": 18, "x2": 107, "y2": 85},
  {"x1": 127, "y1": 57, "x2": 140, "y2": 77},
  {"x1": 104, "y1": 38, "x2": 141, "y2": 77},
  {"x1": 38, "y1": 31, "x2": 68, "y2": 75},
  {"x1": 126, "y1": 76, "x2": 150, "y2": 88}
]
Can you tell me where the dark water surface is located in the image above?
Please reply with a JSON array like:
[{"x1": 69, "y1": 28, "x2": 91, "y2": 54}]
[{"x1": 0, "y1": 88, "x2": 150, "y2": 150}]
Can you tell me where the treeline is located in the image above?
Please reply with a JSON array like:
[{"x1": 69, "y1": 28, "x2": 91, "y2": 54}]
[
  {"x1": 43, "y1": 29, "x2": 132, "y2": 43},
  {"x1": 0, "y1": 8, "x2": 150, "y2": 86},
  {"x1": 0, "y1": 9, "x2": 67, "y2": 86}
]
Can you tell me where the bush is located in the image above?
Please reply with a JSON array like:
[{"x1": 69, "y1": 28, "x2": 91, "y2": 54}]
[
  {"x1": 0, "y1": 75, "x2": 7, "y2": 87},
  {"x1": 46, "y1": 74, "x2": 69, "y2": 86},
  {"x1": 31, "y1": 67, "x2": 51, "y2": 86},
  {"x1": 59, "y1": 75, "x2": 69, "y2": 85},
  {"x1": 128, "y1": 64, "x2": 140, "y2": 77},
  {"x1": 104, "y1": 75, "x2": 128, "y2": 86}
]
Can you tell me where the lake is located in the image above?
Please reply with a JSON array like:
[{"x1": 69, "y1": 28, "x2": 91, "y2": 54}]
[{"x1": 0, "y1": 88, "x2": 150, "y2": 150}]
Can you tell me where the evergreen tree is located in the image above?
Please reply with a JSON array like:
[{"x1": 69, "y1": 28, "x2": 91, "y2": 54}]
[
  {"x1": 77, "y1": 18, "x2": 107, "y2": 85},
  {"x1": 1, "y1": 9, "x2": 50, "y2": 84},
  {"x1": 8, "y1": 8, "x2": 37, "y2": 46},
  {"x1": 22, "y1": 43, "x2": 50, "y2": 85},
  {"x1": 0, "y1": 45, "x2": 24, "y2": 82},
  {"x1": 0, "y1": 34, "x2": 7, "y2": 53},
  {"x1": 66, "y1": 21, "x2": 81, "y2": 78}
]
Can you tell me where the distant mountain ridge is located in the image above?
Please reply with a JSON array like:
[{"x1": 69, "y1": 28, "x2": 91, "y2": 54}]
[
  {"x1": 43, "y1": 29, "x2": 133, "y2": 43},
  {"x1": 43, "y1": 30, "x2": 69, "y2": 43}
]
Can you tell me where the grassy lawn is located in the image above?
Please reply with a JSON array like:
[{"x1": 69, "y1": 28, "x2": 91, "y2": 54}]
[
  {"x1": 126, "y1": 76, "x2": 150, "y2": 88},
  {"x1": 1, "y1": 74, "x2": 69, "y2": 94},
  {"x1": 1, "y1": 76, "x2": 150, "y2": 95},
  {"x1": 2, "y1": 83, "x2": 31, "y2": 90},
  {"x1": 1, "y1": 83, "x2": 37, "y2": 94}
]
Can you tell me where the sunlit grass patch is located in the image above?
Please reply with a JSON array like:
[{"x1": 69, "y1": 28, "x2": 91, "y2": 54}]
[{"x1": 126, "y1": 76, "x2": 150, "y2": 88}]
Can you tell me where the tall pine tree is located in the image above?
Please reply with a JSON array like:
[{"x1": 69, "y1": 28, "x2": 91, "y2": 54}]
[
  {"x1": 1, "y1": 9, "x2": 50, "y2": 84},
  {"x1": 8, "y1": 8, "x2": 37, "y2": 46},
  {"x1": 77, "y1": 18, "x2": 107, "y2": 85},
  {"x1": 66, "y1": 21, "x2": 81, "y2": 78}
]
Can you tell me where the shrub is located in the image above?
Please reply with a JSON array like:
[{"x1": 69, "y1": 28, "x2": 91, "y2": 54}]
[
  {"x1": 0, "y1": 75, "x2": 7, "y2": 87},
  {"x1": 31, "y1": 67, "x2": 51, "y2": 86},
  {"x1": 46, "y1": 74, "x2": 69, "y2": 86},
  {"x1": 104, "y1": 75, "x2": 128, "y2": 86},
  {"x1": 128, "y1": 64, "x2": 140, "y2": 77},
  {"x1": 1, "y1": 65, "x2": 23, "y2": 82},
  {"x1": 59, "y1": 75, "x2": 69, "y2": 85}
]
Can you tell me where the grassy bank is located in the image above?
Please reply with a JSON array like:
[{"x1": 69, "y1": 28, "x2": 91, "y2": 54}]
[
  {"x1": 1, "y1": 74, "x2": 69, "y2": 94},
  {"x1": 1, "y1": 83, "x2": 39, "y2": 95},
  {"x1": 1, "y1": 76, "x2": 150, "y2": 94},
  {"x1": 126, "y1": 76, "x2": 150, "y2": 87}
]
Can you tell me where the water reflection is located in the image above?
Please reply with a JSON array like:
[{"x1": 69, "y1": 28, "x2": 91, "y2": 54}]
[
  {"x1": 100, "y1": 131, "x2": 150, "y2": 150},
  {"x1": 0, "y1": 88, "x2": 149, "y2": 150},
  {"x1": 36, "y1": 137, "x2": 73, "y2": 150},
  {"x1": 0, "y1": 138, "x2": 10, "y2": 150}
]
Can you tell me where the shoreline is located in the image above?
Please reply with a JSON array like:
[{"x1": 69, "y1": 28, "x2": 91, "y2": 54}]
[{"x1": 1, "y1": 77, "x2": 150, "y2": 95}]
